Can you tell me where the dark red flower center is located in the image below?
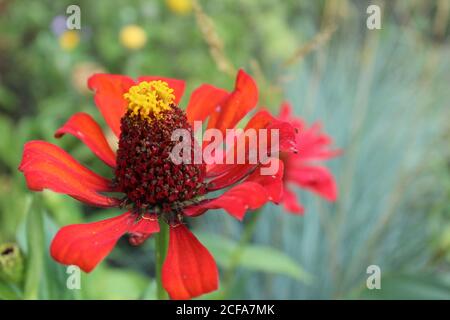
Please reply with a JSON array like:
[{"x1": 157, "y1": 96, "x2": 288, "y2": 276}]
[{"x1": 114, "y1": 81, "x2": 206, "y2": 216}]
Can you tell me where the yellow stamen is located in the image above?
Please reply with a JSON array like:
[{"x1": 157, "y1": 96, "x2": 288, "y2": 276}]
[{"x1": 123, "y1": 80, "x2": 175, "y2": 121}]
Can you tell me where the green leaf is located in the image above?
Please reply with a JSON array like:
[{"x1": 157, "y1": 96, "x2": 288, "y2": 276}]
[
  {"x1": 41, "y1": 191, "x2": 83, "y2": 226},
  {"x1": 0, "y1": 116, "x2": 14, "y2": 168},
  {"x1": 81, "y1": 266, "x2": 151, "y2": 300},
  {"x1": 23, "y1": 196, "x2": 45, "y2": 300},
  {"x1": 0, "y1": 281, "x2": 22, "y2": 300},
  {"x1": 140, "y1": 281, "x2": 157, "y2": 300},
  {"x1": 196, "y1": 233, "x2": 311, "y2": 282},
  {"x1": 0, "y1": 85, "x2": 17, "y2": 112},
  {"x1": 358, "y1": 273, "x2": 450, "y2": 300},
  {"x1": 40, "y1": 214, "x2": 78, "y2": 300},
  {"x1": 239, "y1": 246, "x2": 312, "y2": 282}
]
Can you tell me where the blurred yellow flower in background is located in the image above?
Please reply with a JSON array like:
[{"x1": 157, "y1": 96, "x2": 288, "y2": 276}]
[
  {"x1": 166, "y1": 0, "x2": 192, "y2": 15},
  {"x1": 119, "y1": 25, "x2": 147, "y2": 50},
  {"x1": 58, "y1": 30, "x2": 80, "y2": 51}
]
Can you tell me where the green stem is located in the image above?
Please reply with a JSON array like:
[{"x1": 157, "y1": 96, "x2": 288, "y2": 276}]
[
  {"x1": 222, "y1": 209, "x2": 262, "y2": 298},
  {"x1": 155, "y1": 220, "x2": 169, "y2": 300}
]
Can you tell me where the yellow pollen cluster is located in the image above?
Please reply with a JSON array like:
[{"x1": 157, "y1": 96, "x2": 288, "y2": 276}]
[{"x1": 123, "y1": 80, "x2": 175, "y2": 121}]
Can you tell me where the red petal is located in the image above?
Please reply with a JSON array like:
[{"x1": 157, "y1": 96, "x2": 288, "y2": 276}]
[
  {"x1": 278, "y1": 101, "x2": 293, "y2": 121},
  {"x1": 162, "y1": 224, "x2": 218, "y2": 300},
  {"x1": 286, "y1": 165, "x2": 338, "y2": 201},
  {"x1": 128, "y1": 214, "x2": 160, "y2": 246},
  {"x1": 19, "y1": 141, "x2": 119, "y2": 207},
  {"x1": 297, "y1": 122, "x2": 341, "y2": 160},
  {"x1": 278, "y1": 102, "x2": 340, "y2": 161},
  {"x1": 206, "y1": 69, "x2": 258, "y2": 135},
  {"x1": 185, "y1": 181, "x2": 269, "y2": 220},
  {"x1": 208, "y1": 158, "x2": 284, "y2": 204},
  {"x1": 207, "y1": 163, "x2": 256, "y2": 191},
  {"x1": 278, "y1": 102, "x2": 305, "y2": 130},
  {"x1": 50, "y1": 213, "x2": 138, "y2": 272},
  {"x1": 186, "y1": 84, "x2": 229, "y2": 125},
  {"x1": 205, "y1": 109, "x2": 296, "y2": 187},
  {"x1": 245, "y1": 109, "x2": 297, "y2": 153},
  {"x1": 55, "y1": 112, "x2": 116, "y2": 167},
  {"x1": 281, "y1": 188, "x2": 304, "y2": 214},
  {"x1": 245, "y1": 158, "x2": 284, "y2": 203},
  {"x1": 88, "y1": 74, "x2": 135, "y2": 137},
  {"x1": 137, "y1": 76, "x2": 185, "y2": 105}
]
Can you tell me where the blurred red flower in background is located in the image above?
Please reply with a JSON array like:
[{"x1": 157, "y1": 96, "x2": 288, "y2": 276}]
[
  {"x1": 278, "y1": 102, "x2": 341, "y2": 214},
  {"x1": 18, "y1": 70, "x2": 296, "y2": 299}
]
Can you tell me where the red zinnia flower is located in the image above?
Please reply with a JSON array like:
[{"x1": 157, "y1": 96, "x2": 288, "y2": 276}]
[
  {"x1": 19, "y1": 70, "x2": 296, "y2": 299},
  {"x1": 278, "y1": 102, "x2": 341, "y2": 214}
]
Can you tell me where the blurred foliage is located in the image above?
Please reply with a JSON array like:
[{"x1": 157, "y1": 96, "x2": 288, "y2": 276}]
[{"x1": 0, "y1": 0, "x2": 449, "y2": 299}]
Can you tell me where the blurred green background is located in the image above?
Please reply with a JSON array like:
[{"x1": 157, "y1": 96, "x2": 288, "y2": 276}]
[{"x1": 0, "y1": 0, "x2": 449, "y2": 299}]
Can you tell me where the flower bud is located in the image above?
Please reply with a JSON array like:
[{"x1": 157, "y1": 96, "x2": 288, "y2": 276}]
[{"x1": 0, "y1": 243, "x2": 24, "y2": 283}]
